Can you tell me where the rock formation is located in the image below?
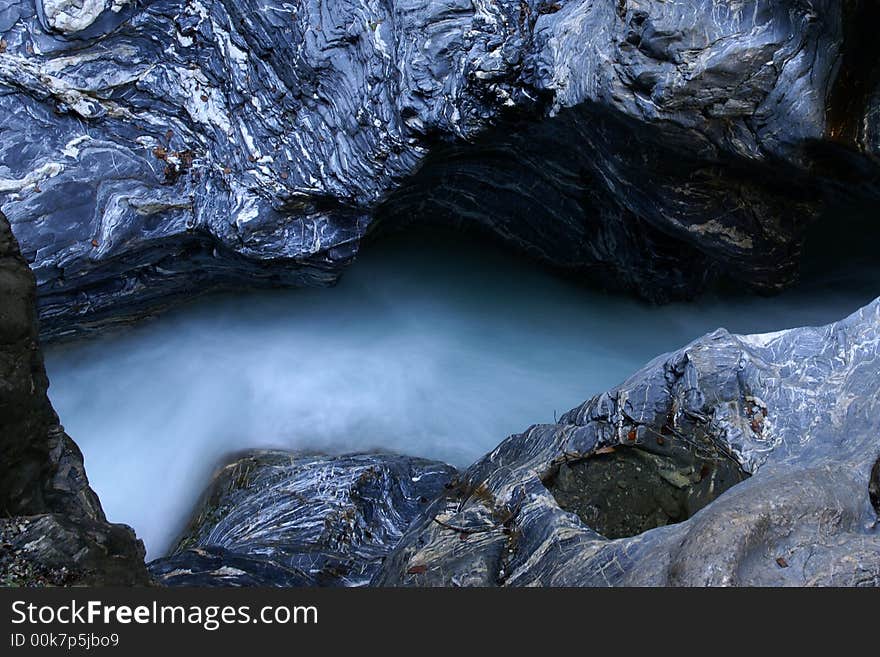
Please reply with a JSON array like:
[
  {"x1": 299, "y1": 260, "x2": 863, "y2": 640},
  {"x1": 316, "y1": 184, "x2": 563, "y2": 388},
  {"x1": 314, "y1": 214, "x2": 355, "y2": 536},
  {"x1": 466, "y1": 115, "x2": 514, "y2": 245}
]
[
  {"x1": 0, "y1": 210, "x2": 148, "y2": 585},
  {"x1": 373, "y1": 299, "x2": 880, "y2": 586},
  {"x1": 149, "y1": 451, "x2": 456, "y2": 586},
  {"x1": 2, "y1": 1, "x2": 879, "y2": 338}
]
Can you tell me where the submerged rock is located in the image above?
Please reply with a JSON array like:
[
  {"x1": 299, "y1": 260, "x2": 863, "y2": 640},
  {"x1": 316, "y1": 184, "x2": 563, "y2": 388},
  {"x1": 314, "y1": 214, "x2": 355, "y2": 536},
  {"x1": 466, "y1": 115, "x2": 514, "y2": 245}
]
[
  {"x1": 0, "y1": 210, "x2": 148, "y2": 586},
  {"x1": 1, "y1": 1, "x2": 878, "y2": 337},
  {"x1": 373, "y1": 298, "x2": 880, "y2": 586},
  {"x1": 149, "y1": 451, "x2": 456, "y2": 587}
]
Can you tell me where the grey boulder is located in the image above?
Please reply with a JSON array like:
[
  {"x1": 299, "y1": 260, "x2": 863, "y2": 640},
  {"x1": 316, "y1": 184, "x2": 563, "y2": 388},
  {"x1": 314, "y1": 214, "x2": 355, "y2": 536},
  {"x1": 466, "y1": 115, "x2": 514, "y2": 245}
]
[{"x1": 149, "y1": 451, "x2": 456, "y2": 586}]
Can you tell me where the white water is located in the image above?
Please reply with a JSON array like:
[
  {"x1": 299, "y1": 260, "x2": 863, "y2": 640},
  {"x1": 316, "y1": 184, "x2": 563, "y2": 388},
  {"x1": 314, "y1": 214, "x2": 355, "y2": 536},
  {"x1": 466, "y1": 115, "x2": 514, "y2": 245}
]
[{"x1": 43, "y1": 231, "x2": 880, "y2": 559}]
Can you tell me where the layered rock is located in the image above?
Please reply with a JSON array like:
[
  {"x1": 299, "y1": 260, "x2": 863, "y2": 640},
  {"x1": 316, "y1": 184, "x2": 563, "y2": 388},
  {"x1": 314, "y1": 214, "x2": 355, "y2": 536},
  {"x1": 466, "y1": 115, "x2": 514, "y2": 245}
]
[
  {"x1": 371, "y1": 298, "x2": 880, "y2": 586},
  {"x1": 1, "y1": 1, "x2": 878, "y2": 337},
  {"x1": 0, "y1": 209, "x2": 148, "y2": 585},
  {"x1": 149, "y1": 451, "x2": 456, "y2": 586}
]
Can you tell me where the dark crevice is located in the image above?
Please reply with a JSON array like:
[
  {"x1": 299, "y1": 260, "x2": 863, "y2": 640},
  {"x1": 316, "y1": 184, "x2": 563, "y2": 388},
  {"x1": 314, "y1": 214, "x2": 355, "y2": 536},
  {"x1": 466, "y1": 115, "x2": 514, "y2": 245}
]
[
  {"x1": 798, "y1": 196, "x2": 880, "y2": 305},
  {"x1": 545, "y1": 445, "x2": 749, "y2": 540},
  {"x1": 826, "y1": 0, "x2": 880, "y2": 149},
  {"x1": 870, "y1": 457, "x2": 880, "y2": 517}
]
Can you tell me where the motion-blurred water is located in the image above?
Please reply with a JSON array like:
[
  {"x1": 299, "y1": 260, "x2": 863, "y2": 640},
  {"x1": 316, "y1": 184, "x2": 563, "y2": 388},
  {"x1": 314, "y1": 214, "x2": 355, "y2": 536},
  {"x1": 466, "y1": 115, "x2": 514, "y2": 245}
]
[{"x1": 43, "y1": 229, "x2": 880, "y2": 558}]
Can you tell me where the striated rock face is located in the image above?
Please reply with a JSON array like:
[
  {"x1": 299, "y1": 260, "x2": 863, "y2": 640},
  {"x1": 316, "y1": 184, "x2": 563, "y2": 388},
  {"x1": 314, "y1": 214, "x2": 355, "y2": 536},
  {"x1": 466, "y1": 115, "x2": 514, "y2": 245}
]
[
  {"x1": 0, "y1": 209, "x2": 148, "y2": 586},
  {"x1": 149, "y1": 451, "x2": 456, "y2": 586},
  {"x1": 372, "y1": 298, "x2": 880, "y2": 587},
  {"x1": 1, "y1": 1, "x2": 879, "y2": 337}
]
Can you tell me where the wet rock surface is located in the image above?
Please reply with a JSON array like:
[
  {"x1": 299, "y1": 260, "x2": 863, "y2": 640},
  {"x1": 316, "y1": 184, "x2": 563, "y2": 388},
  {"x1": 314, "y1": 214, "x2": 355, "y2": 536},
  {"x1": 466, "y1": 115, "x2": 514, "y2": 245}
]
[
  {"x1": 1, "y1": 1, "x2": 879, "y2": 336},
  {"x1": 149, "y1": 451, "x2": 456, "y2": 586},
  {"x1": 373, "y1": 299, "x2": 880, "y2": 587},
  {"x1": 0, "y1": 209, "x2": 148, "y2": 586}
]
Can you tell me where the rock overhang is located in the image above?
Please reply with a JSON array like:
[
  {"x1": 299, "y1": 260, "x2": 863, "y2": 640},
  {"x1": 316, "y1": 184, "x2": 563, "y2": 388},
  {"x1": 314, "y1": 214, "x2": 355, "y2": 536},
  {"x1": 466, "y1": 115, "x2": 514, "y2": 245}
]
[{"x1": 0, "y1": 0, "x2": 877, "y2": 338}]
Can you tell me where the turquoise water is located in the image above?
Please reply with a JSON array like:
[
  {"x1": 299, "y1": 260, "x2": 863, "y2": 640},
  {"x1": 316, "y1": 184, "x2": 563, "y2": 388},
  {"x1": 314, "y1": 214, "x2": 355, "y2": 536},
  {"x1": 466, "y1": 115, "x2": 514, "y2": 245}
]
[{"x1": 43, "y1": 230, "x2": 880, "y2": 558}]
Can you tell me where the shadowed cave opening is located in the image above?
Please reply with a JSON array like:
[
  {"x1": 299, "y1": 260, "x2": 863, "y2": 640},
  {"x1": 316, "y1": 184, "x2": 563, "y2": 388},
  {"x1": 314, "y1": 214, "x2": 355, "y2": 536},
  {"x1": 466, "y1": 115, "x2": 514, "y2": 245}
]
[{"x1": 546, "y1": 445, "x2": 749, "y2": 540}]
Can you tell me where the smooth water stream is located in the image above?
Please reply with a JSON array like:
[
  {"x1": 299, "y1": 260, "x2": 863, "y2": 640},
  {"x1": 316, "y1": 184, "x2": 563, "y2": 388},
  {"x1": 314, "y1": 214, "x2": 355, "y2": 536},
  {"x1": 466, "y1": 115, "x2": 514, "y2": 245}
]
[{"x1": 43, "y1": 229, "x2": 880, "y2": 559}]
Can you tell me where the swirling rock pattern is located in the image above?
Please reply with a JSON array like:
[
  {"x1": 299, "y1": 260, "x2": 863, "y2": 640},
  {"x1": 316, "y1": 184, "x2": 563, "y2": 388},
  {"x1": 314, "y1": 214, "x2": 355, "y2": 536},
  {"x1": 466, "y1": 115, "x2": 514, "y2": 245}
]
[
  {"x1": 1, "y1": 1, "x2": 878, "y2": 337},
  {"x1": 374, "y1": 298, "x2": 880, "y2": 586},
  {"x1": 148, "y1": 451, "x2": 456, "y2": 586}
]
